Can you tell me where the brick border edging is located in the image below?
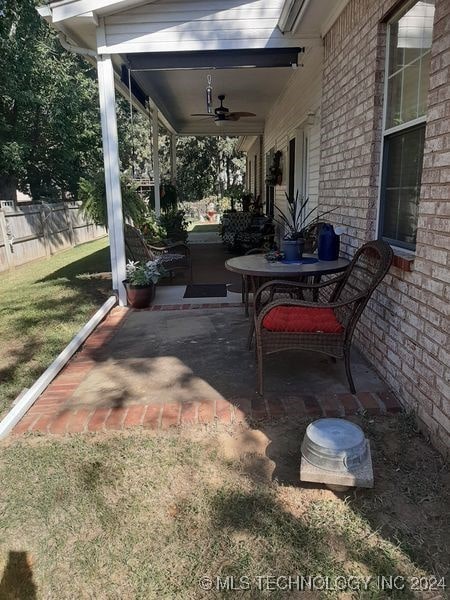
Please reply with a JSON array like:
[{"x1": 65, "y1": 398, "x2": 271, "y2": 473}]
[
  {"x1": 13, "y1": 389, "x2": 402, "y2": 436},
  {"x1": 12, "y1": 307, "x2": 129, "y2": 435}
]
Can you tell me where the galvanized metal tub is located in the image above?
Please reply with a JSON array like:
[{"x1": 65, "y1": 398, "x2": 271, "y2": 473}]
[{"x1": 301, "y1": 418, "x2": 368, "y2": 473}]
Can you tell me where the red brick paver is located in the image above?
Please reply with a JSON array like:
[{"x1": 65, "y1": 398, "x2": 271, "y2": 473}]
[
  {"x1": 11, "y1": 305, "x2": 403, "y2": 437},
  {"x1": 357, "y1": 392, "x2": 382, "y2": 416}
]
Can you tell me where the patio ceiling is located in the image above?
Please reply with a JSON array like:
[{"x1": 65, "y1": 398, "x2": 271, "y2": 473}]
[
  {"x1": 130, "y1": 64, "x2": 297, "y2": 135},
  {"x1": 39, "y1": 0, "x2": 347, "y2": 134}
]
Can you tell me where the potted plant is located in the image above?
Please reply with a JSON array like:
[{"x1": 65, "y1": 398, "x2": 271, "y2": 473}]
[
  {"x1": 123, "y1": 259, "x2": 166, "y2": 309},
  {"x1": 138, "y1": 210, "x2": 167, "y2": 244},
  {"x1": 265, "y1": 150, "x2": 283, "y2": 186},
  {"x1": 159, "y1": 208, "x2": 189, "y2": 242},
  {"x1": 275, "y1": 192, "x2": 336, "y2": 261}
]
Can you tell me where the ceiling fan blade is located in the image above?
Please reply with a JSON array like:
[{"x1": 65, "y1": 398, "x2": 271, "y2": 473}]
[
  {"x1": 191, "y1": 113, "x2": 214, "y2": 117},
  {"x1": 228, "y1": 112, "x2": 256, "y2": 118}
]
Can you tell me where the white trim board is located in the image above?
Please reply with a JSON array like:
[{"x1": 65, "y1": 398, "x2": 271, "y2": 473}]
[{"x1": 0, "y1": 296, "x2": 117, "y2": 440}]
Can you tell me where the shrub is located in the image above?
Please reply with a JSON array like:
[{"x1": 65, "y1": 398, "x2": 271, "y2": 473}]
[
  {"x1": 159, "y1": 208, "x2": 189, "y2": 242},
  {"x1": 147, "y1": 181, "x2": 178, "y2": 212},
  {"x1": 78, "y1": 173, "x2": 146, "y2": 228},
  {"x1": 137, "y1": 210, "x2": 167, "y2": 244}
]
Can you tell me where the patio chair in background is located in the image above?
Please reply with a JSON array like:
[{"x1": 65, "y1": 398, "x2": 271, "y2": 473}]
[
  {"x1": 221, "y1": 212, "x2": 273, "y2": 252},
  {"x1": 253, "y1": 240, "x2": 393, "y2": 395},
  {"x1": 124, "y1": 224, "x2": 192, "y2": 280}
]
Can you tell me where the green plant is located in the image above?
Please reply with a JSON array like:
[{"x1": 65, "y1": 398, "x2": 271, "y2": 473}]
[
  {"x1": 138, "y1": 210, "x2": 167, "y2": 244},
  {"x1": 265, "y1": 150, "x2": 283, "y2": 186},
  {"x1": 125, "y1": 259, "x2": 166, "y2": 286},
  {"x1": 276, "y1": 191, "x2": 337, "y2": 240},
  {"x1": 78, "y1": 173, "x2": 146, "y2": 228},
  {"x1": 148, "y1": 181, "x2": 179, "y2": 212},
  {"x1": 159, "y1": 208, "x2": 189, "y2": 242}
]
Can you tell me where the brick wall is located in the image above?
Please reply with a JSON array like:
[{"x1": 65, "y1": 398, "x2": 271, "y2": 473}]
[{"x1": 319, "y1": 0, "x2": 450, "y2": 455}]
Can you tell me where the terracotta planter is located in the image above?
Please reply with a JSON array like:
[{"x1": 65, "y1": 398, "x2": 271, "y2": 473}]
[{"x1": 123, "y1": 280, "x2": 156, "y2": 309}]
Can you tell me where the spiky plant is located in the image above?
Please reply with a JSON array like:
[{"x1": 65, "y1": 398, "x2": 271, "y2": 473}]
[{"x1": 275, "y1": 191, "x2": 337, "y2": 240}]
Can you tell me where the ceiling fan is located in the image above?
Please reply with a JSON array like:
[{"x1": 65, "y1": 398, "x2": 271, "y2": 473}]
[{"x1": 191, "y1": 94, "x2": 256, "y2": 125}]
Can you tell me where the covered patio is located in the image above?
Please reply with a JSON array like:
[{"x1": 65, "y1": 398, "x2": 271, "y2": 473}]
[
  {"x1": 38, "y1": 0, "x2": 329, "y2": 306},
  {"x1": 14, "y1": 298, "x2": 400, "y2": 436},
  {"x1": 22, "y1": 0, "x2": 448, "y2": 460},
  {"x1": 10, "y1": 0, "x2": 401, "y2": 436}
]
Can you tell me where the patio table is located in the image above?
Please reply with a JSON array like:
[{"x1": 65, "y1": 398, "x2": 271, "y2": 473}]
[{"x1": 225, "y1": 253, "x2": 350, "y2": 315}]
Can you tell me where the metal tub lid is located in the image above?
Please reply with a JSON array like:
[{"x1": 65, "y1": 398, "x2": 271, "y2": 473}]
[{"x1": 301, "y1": 418, "x2": 368, "y2": 473}]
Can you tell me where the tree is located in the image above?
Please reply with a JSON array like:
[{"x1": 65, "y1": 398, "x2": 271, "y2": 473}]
[
  {"x1": 117, "y1": 97, "x2": 152, "y2": 179},
  {"x1": 175, "y1": 136, "x2": 245, "y2": 202},
  {"x1": 0, "y1": 0, "x2": 150, "y2": 201},
  {"x1": 0, "y1": 0, "x2": 105, "y2": 200}
]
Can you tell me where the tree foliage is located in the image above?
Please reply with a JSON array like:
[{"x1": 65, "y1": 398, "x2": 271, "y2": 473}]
[
  {"x1": 175, "y1": 136, "x2": 245, "y2": 202},
  {"x1": 0, "y1": 0, "x2": 148, "y2": 201},
  {"x1": 0, "y1": 0, "x2": 103, "y2": 199}
]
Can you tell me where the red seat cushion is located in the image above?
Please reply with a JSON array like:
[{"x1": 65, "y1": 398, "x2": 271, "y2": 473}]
[{"x1": 262, "y1": 306, "x2": 344, "y2": 333}]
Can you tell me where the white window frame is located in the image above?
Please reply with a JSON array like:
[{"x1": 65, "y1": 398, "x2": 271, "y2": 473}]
[{"x1": 375, "y1": 0, "x2": 431, "y2": 251}]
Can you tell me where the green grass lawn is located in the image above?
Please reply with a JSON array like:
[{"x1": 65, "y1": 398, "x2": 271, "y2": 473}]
[
  {"x1": 0, "y1": 238, "x2": 111, "y2": 417},
  {"x1": 0, "y1": 420, "x2": 448, "y2": 599}
]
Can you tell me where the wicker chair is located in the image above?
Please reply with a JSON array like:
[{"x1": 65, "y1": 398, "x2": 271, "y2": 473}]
[
  {"x1": 241, "y1": 247, "x2": 266, "y2": 316},
  {"x1": 253, "y1": 240, "x2": 393, "y2": 395},
  {"x1": 124, "y1": 224, "x2": 192, "y2": 280}
]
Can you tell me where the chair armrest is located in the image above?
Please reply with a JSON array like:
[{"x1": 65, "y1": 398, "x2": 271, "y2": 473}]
[{"x1": 148, "y1": 243, "x2": 190, "y2": 257}]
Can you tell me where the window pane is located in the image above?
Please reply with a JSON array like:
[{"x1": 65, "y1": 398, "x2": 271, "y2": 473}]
[
  {"x1": 386, "y1": 71, "x2": 403, "y2": 128},
  {"x1": 381, "y1": 125, "x2": 425, "y2": 247},
  {"x1": 418, "y1": 50, "x2": 430, "y2": 115},
  {"x1": 382, "y1": 188, "x2": 401, "y2": 240},
  {"x1": 388, "y1": 22, "x2": 404, "y2": 74},
  {"x1": 402, "y1": 60, "x2": 421, "y2": 121},
  {"x1": 397, "y1": 189, "x2": 420, "y2": 245},
  {"x1": 386, "y1": 0, "x2": 435, "y2": 128}
]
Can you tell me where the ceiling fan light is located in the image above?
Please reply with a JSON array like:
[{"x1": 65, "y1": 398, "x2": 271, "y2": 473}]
[{"x1": 215, "y1": 119, "x2": 226, "y2": 127}]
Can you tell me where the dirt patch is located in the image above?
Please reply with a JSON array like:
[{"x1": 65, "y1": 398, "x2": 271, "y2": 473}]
[
  {"x1": 0, "y1": 415, "x2": 448, "y2": 599},
  {"x1": 194, "y1": 414, "x2": 450, "y2": 584}
]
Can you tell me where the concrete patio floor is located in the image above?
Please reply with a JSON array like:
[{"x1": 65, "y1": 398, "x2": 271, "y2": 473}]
[{"x1": 14, "y1": 305, "x2": 401, "y2": 435}]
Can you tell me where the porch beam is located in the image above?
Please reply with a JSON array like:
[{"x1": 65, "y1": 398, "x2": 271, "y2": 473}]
[
  {"x1": 151, "y1": 103, "x2": 161, "y2": 217},
  {"x1": 97, "y1": 53, "x2": 127, "y2": 305},
  {"x1": 126, "y1": 48, "x2": 304, "y2": 71}
]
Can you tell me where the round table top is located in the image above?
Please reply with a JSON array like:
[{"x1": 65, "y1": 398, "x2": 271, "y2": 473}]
[{"x1": 225, "y1": 253, "x2": 350, "y2": 277}]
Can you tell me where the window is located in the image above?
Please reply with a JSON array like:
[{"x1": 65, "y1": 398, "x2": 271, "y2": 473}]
[
  {"x1": 379, "y1": 0, "x2": 435, "y2": 249},
  {"x1": 288, "y1": 129, "x2": 309, "y2": 201}
]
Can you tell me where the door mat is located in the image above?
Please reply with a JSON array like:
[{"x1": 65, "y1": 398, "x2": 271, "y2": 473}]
[{"x1": 183, "y1": 283, "x2": 228, "y2": 298}]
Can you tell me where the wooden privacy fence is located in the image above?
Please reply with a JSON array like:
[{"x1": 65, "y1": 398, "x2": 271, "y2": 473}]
[{"x1": 0, "y1": 202, "x2": 106, "y2": 272}]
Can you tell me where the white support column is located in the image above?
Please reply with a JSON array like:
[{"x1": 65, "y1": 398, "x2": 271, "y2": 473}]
[
  {"x1": 97, "y1": 53, "x2": 127, "y2": 306},
  {"x1": 152, "y1": 104, "x2": 161, "y2": 217},
  {"x1": 170, "y1": 133, "x2": 177, "y2": 185}
]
